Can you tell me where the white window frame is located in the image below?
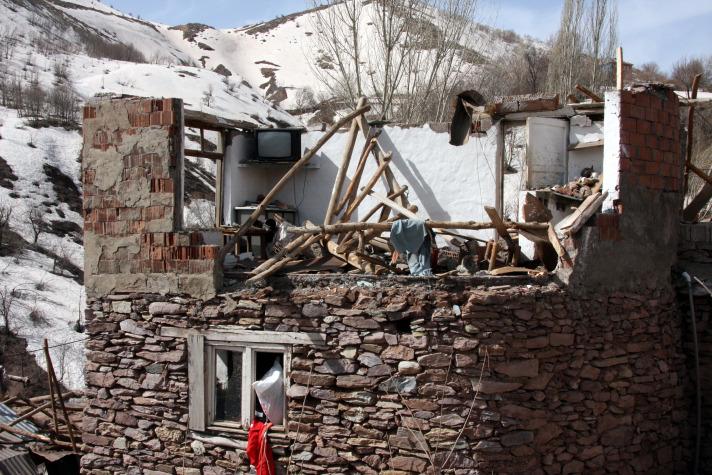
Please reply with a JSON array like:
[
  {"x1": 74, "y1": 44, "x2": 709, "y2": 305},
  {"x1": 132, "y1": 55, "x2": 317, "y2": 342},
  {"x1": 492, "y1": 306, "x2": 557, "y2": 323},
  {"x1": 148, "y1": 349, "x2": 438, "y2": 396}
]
[
  {"x1": 160, "y1": 327, "x2": 325, "y2": 434},
  {"x1": 205, "y1": 341, "x2": 289, "y2": 431}
]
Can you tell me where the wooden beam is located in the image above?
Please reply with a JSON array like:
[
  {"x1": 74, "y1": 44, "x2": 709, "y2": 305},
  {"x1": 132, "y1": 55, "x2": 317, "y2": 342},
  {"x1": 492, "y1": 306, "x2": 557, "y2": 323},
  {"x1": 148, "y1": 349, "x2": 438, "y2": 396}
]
[
  {"x1": 214, "y1": 132, "x2": 225, "y2": 226},
  {"x1": 325, "y1": 239, "x2": 387, "y2": 275},
  {"x1": 575, "y1": 84, "x2": 604, "y2": 103},
  {"x1": 342, "y1": 154, "x2": 392, "y2": 221},
  {"x1": 185, "y1": 148, "x2": 224, "y2": 161},
  {"x1": 288, "y1": 220, "x2": 547, "y2": 235},
  {"x1": 217, "y1": 104, "x2": 371, "y2": 260},
  {"x1": 246, "y1": 234, "x2": 322, "y2": 283},
  {"x1": 0, "y1": 422, "x2": 73, "y2": 448},
  {"x1": 683, "y1": 73, "x2": 702, "y2": 197},
  {"x1": 688, "y1": 162, "x2": 712, "y2": 187},
  {"x1": 184, "y1": 109, "x2": 257, "y2": 131},
  {"x1": 488, "y1": 241, "x2": 499, "y2": 272},
  {"x1": 616, "y1": 47, "x2": 624, "y2": 90},
  {"x1": 161, "y1": 326, "x2": 327, "y2": 345},
  {"x1": 44, "y1": 340, "x2": 77, "y2": 452},
  {"x1": 336, "y1": 138, "x2": 377, "y2": 215},
  {"x1": 557, "y1": 192, "x2": 608, "y2": 236},
  {"x1": 325, "y1": 97, "x2": 365, "y2": 225}
]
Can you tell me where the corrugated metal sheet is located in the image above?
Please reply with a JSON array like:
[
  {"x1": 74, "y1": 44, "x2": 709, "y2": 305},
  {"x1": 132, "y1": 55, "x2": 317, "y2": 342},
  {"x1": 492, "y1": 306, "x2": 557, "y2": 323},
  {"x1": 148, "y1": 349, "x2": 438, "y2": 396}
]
[
  {"x1": 0, "y1": 403, "x2": 40, "y2": 444},
  {"x1": 0, "y1": 447, "x2": 40, "y2": 475}
]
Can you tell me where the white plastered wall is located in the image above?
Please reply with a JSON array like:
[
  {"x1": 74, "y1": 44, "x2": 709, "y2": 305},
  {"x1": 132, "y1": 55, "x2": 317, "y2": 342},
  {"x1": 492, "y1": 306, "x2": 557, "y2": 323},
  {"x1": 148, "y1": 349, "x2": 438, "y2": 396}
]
[{"x1": 222, "y1": 124, "x2": 502, "y2": 242}]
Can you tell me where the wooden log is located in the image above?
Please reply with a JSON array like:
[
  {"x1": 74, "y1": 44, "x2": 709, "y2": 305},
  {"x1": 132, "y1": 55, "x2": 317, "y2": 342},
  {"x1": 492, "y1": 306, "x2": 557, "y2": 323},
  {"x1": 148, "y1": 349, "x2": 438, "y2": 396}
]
[
  {"x1": 484, "y1": 206, "x2": 517, "y2": 253},
  {"x1": 250, "y1": 234, "x2": 311, "y2": 275},
  {"x1": 337, "y1": 187, "x2": 408, "y2": 250},
  {"x1": 488, "y1": 241, "x2": 499, "y2": 272},
  {"x1": 43, "y1": 340, "x2": 59, "y2": 441},
  {"x1": 335, "y1": 138, "x2": 378, "y2": 215},
  {"x1": 325, "y1": 240, "x2": 386, "y2": 274},
  {"x1": 558, "y1": 192, "x2": 608, "y2": 236},
  {"x1": 218, "y1": 104, "x2": 371, "y2": 260},
  {"x1": 324, "y1": 97, "x2": 366, "y2": 225},
  {"x1": 354, "y1": 114, "x2": 408, "y2": 208},
  {"x1": 289, "y1": 220, "x2": 548, "y2": 235},
  {"x1": 45, "y1": 340, "x2": 77, "y2": 452},
  {"x1": 9, "y1": 401, "x2": 52, "y2": 427},
  {"x1": 247, "y1": 234, "x2": 323, "y2": 283},
  {"x1": 575, "y1": 84, "x2": 603, "y2": 103},
  {"x1": 688, "y1": 162, "x2": 712, "y2": 187},
  {"x1": 0, "y1": 422, "x2": 73, "y2": 449},
  {"x1": 342, "y1": 153, "x2": 392, "y2": 221}
]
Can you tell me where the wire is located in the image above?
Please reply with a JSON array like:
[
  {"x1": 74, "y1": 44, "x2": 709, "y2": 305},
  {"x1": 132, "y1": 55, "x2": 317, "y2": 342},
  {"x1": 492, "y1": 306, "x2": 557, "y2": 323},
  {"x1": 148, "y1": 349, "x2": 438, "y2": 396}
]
[{"x1": 1, "y1": 337, "x2": 88, "y2": 359}]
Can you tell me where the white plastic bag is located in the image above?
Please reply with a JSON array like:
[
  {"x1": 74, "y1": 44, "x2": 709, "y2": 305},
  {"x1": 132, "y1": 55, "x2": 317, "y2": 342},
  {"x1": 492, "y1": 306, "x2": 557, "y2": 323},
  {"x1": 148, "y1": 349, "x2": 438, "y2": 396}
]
[{"x1": 252, "y1": 360, "x2": 284, "y2": 425}]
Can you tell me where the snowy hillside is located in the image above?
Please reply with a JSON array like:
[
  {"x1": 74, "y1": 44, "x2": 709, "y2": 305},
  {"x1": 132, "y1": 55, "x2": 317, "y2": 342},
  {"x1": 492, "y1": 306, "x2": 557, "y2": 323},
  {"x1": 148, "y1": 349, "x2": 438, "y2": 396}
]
[
  {"x1": 160, "y1": 3, "x2": 540, "y2": 109},
  {"x1": 0, "y1": 0, "x2": 301, "y2": 389}
]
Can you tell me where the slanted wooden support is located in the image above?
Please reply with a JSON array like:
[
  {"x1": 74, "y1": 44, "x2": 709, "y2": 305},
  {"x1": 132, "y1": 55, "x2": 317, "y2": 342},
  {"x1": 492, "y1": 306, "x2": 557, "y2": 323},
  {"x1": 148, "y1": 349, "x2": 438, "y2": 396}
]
[
  {"x1": 9, "y1": 401, "x2": 52, "y2": 427},
  {"x1": 547, "y1": 223, "x2": 572, "y2": 267},
  {"x1": 557, "y1": 192, "x2": 607, "y2": 236},
  {"x1": 218, "y1": 104, "x2": 371, "y2": 260},
  {"x1": 335, "y1": 138, "x2": 378, "y2": 215},
  {"x1": 484, "y1": 206, "x2": 516, "y2": 249},
  {"x1": 324, "y1": 97, "x2": 366, "y2": 225},
  {"x1": 683, "y1": 73, "x2": 703, "y2": 198},
  {"x1": 354, "y1": 113, "x2": 408, "y2": 209},
  {"x1": 575, "y1": 84, "x2": 603, "y2": 103},
  {"x1": 247, "y1": 234, "x2": 323, "y2": 283},
  {"x1": 250, "y1": 234, "x2": 312, "y2": 275},
  {"x1": 43, "y1": 340, "x2": 59, "y2": 441},
  {"x1": 0, "y1": 422, "x2": 73, "y2": 449},
  {"x1": 688, "y1": 162, "x2": 712, "y2": 187},
  {"x1": 44, "y1": 339, "x2": 78, "y2": 452},
  {"x1": 325, "y1": 240, "x2": 386, "y2": 274},
  {"x1": 342, "y1": 154, "x2": 392, "y2": 221}
]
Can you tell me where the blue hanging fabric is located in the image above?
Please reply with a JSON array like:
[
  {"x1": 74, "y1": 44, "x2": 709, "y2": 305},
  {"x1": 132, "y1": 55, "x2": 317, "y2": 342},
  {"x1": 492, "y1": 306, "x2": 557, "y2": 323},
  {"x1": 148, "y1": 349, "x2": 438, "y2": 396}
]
[{"x1": 390, "y1": 219, "x2": 432, "y2": 276}]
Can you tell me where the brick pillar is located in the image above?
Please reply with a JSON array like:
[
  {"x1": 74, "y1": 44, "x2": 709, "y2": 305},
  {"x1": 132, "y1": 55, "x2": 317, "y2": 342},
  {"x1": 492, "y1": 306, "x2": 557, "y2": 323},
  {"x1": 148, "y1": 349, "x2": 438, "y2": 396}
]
[
  {"x1": 82, "y1": 97, "x2": 220, "y2": 298},
  {"x1": 561, "y1": 84, "x2": 683, "y2": 290}
]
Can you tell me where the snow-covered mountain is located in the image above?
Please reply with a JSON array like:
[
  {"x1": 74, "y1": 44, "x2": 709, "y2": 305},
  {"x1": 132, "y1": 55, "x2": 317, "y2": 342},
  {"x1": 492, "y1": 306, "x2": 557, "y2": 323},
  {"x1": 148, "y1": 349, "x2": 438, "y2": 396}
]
[{"x1": 0, "y1": 0, "x2": 539, "y2": 389}]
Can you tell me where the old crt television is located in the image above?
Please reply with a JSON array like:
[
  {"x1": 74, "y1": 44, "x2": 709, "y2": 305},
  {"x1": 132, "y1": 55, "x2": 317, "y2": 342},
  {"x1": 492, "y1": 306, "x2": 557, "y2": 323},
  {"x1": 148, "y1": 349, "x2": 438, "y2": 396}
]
[{"x1": 255, "y1": 128, "x2": 304, "y2": 161}]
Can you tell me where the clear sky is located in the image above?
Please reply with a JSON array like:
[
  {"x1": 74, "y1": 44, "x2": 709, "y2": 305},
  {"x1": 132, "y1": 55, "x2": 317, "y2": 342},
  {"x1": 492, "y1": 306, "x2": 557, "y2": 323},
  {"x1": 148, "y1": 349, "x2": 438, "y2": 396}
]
[{"x1": 109, "y1": 0, "x2": 712, "y2": 73}]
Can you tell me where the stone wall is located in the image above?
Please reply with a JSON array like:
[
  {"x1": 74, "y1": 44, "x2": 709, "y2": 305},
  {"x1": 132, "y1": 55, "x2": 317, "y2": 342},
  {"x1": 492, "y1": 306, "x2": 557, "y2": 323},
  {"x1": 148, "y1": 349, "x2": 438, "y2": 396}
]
[
  {"x1": 677, "y1": 222, "x2": 712, "y2": 473},
  {"x1": 80, "y1": 277, "x2": 690, "y2": 474},
  {"x1": 560, "y1": 85, "x2": 682, "y2": 291},
  {"x1": 82, "y1": 97, "x2": 220, "y2": 299}
]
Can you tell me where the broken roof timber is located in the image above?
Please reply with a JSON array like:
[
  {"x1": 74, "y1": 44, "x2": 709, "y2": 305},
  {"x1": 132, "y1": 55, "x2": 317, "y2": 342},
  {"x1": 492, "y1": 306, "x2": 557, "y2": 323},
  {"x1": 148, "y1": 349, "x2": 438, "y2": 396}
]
[{"x1": 184, "y1": 109, "x2": 258, "y2": 131}]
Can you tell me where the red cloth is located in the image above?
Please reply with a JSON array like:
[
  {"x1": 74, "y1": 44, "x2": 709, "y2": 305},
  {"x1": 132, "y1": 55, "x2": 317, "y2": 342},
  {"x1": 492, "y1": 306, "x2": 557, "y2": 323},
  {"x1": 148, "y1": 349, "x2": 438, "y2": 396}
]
[{"x1": 246, "y1": 419, "x2": 276, "y2": 475}]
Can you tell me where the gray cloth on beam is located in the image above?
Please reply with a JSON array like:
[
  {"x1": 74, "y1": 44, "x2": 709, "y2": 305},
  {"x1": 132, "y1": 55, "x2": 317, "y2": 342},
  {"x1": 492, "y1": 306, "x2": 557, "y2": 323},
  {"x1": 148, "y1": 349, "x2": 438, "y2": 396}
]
[{"x1": 390, "y1": 219, "x2": 432, "y2": 276}]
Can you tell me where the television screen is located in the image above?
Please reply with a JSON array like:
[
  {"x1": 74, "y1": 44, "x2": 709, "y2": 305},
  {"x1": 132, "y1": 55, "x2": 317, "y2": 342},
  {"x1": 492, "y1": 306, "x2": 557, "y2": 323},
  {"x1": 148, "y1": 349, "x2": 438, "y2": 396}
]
[{"x1": 257, "y1": 131, "x2": 293, "y2": 159}]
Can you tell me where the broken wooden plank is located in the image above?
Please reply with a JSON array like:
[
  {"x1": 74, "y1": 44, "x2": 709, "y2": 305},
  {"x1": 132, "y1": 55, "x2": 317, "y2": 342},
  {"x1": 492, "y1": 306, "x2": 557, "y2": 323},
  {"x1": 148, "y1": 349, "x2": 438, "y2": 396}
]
[
  {"x1": 575, "y1": 84, "x2": 604, "y2": 103},
  {"x1": 568, "y1": 139, "x2": 603, "y2": 151},
  {"x1": 218, "y1": 104, "x2": 371, "y2": 260},
  {"x1": 289, "y1": 220, "x2": 548, "y2": 235},
  {"x1": 247, "y1": 234, "x2": 323, "y2": 283},
  {"x1": 488, "y1": 241, "x2": 499, "y2": 272},
  {"x1": 488, "y1": 266, "x2": 534, "y2": 276},
  {"x1": 684, "y1": 73, "x2": 703, "y2": 197},
  {"x1": 559, "y1": 192, "x2": 608, "y2": 236},
  {"x1": 325, "y1": 240, "x2": 386, "y2": 275},
  {"x1": 484, "y1": 206, "x2": 517, "y2": 252}
]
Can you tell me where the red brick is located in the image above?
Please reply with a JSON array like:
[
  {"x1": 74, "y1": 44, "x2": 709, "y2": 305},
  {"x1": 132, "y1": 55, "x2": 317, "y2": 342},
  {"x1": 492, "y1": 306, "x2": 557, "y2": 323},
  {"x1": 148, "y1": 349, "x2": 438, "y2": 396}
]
[
  {"x1": 621, "y1": 117, "x2": 637, "y2": 131},
  {"x1": 163, "y1": 99, "x2": 173, "y2": 112},
  {"x1": 636, "y1": 120, "x2": 651, "y2": 134},
  {"x1": 630, "y1": 105, "x2": 645, "y2": 119},
  {"x1": 638, "y1": 147, "x2": 651, "y2": 162},
  {"x1": 161, "y1": 111, "x2": 174, "y2": 125},
  {"x1": 630, "y1": 133, "x2": 645, "y2": 147},
  {"x1": 645, "y1": 135, "x2": 658, "y2": 148},
  {"x1": 644, "y1": 162, "x2": 660, "y2": 175},
  {"x1": 635, "y1": 94, "x2": 650, "y2": 108}
]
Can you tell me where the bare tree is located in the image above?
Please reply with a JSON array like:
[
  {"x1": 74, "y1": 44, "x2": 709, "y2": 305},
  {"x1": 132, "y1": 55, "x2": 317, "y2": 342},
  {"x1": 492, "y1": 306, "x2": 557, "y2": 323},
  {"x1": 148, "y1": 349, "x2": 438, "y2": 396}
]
[
  {"x1": 309, "y1": 0, "x2": 481, "y2": 123},
  {"x1": 0, "y1": 203, "x2": 11, "y2": 251},
  {"x1": 0, "y1": 284, "x2": 26, "y2": 334},
  {"x1": 637, "y1": 62, "x2": 667, "y2": 83},
  {"x1": 547, "y1": 0, "x2": 618, "y2": 97},
  {"x1": 26, "y1": 208, "x2": 46, "y2": 245},
  {"x1": 482, "y1": 45, "x2": 549, "y2": 98},
  {"x1": 671, "y1": 57, "x2": 708, "y2": 96},
  {"x1": 202, "y1": 84, "x2": 215, "y2": 108}
]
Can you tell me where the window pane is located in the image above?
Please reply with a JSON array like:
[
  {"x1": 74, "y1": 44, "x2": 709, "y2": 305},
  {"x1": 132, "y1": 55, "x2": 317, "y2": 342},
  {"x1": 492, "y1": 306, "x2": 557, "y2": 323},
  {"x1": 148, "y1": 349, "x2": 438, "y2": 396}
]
[{"x1": 214, "y1": 349, "x2": 242, "y2": 422}]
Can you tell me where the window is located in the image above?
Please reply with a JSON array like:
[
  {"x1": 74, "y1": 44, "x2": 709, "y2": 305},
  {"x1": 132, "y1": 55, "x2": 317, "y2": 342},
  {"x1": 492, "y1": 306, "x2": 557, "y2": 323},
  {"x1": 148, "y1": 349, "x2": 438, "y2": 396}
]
[{"x1": 170, "y1": 328, "x2": 326, "y2": 434}]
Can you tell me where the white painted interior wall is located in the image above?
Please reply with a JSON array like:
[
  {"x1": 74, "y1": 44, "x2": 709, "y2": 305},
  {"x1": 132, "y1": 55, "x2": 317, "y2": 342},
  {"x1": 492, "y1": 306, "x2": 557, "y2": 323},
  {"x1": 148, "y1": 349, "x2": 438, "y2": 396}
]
[{"x1": 222, "y1": 124, "x2": 501, "y2": 243}]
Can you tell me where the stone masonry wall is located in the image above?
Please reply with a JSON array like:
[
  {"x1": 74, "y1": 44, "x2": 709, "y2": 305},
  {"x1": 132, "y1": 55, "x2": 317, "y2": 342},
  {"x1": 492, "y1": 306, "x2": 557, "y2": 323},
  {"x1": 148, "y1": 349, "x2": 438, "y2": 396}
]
[
  {"x1": 82, "y1": 97, "x2": 220, "y2": 299},
  {"x1": 677, "y1": 222, "x2": 712, "y2": 473},
  {"x1": 81, "y1": 277, "x2": 690, "y2": 475}
]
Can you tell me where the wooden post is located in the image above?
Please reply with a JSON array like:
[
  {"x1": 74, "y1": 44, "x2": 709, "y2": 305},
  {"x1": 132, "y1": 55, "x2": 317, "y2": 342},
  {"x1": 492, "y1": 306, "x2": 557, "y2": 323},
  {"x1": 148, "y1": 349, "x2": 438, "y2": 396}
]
[
  {"x1": 335, "y1": 138, "x2": 377, "y2": 215},
  {"x1": 683, "y1": 73, "x2": 702, "y2": 198},
  {"x1": 217, "y1": 104, "x2": 371, "y2": 260},
  {"x1": 324, "y1": 97, "x2": 366, "y2": 225},
  {"x1": 616, "y1": 47, "x2": 624, "y2": 91},
  {"x1": 44, "y1": 340, "x2": 78, "y2": 452},
  {"x1": 43, "y1": 340, "x2": 59, "y2": 440},
  {"x1": 354, "y1": 113, "x2": 408, "y2": 208},
  {"x1": 488, "y1": 241, "x2": 499, "y2": 272}
]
